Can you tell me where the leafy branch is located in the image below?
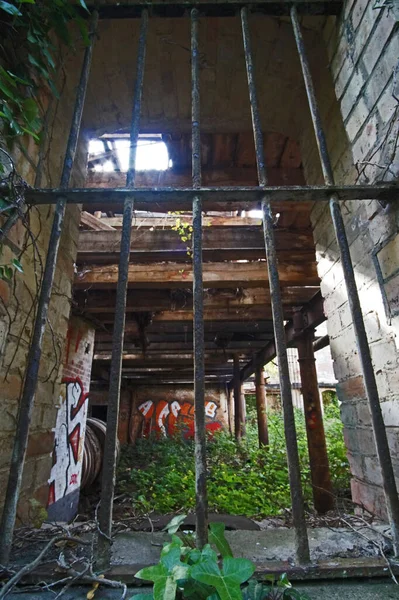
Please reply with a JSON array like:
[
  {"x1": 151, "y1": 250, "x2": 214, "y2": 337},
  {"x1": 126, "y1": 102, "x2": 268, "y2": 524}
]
[
  {"x1": 0, "y1": 0, "x2": 89, "y2": 145},
  {"x1": 134, "y1": 517, "x2": 310, "y2": 600}
]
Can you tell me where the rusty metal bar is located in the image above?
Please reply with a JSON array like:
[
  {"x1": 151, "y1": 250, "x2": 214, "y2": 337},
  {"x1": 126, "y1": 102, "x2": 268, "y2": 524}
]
[
  {"x1": 23, "y1": 184, "x2": 398, "y2": 208},
  {"x1": 313, "y1": 334, "x2": 329, "y2": 353},
  {"x1": 97, "y1": 8, "x2": 148, "y2": 568},
  {"x1": 0, "y1": 11, "x2": 98, "y2": 566},
  {"x1": 255, "y1": 366, "x2": 269, "y2": 447},
  {"x1": 233, "y1": 353, "x2": 244, "y2": 441},
  {"x1": 291, "y1": 4, "x2": 399, "y2": 553},
  {"x1": 89, "y1": 1, "x2": 343, "y2": 19},
  {"x1": 241, "y1": 6, "x2": 310, "y2": 564},
  {"x1": 191, "y1": 7, "x2": 208, "y2": 549}
]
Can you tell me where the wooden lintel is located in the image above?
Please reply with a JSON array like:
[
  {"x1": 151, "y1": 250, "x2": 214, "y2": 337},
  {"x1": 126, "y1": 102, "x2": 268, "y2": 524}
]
[{"x1": 75, "y1": 261, "x2": 319, "y2": 289}]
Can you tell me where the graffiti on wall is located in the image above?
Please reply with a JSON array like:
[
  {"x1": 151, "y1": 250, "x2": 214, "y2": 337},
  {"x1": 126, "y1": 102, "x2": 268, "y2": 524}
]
[
  {"x1": 47, "y1": 377, "x2": 89, "y2": 507},
  {"x1": 136, "y1": 399, "x2": 221, "y2": 439}
]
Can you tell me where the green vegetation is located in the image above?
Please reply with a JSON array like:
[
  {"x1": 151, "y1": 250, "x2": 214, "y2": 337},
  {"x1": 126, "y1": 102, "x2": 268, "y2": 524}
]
[
  {"x1": 117, "y1": 403, "x2": 350, "y2": 518},
  {"x1": 0, "y1": 0, "x2": 89, "y2": 145},
  {"x1": 133, "y1": 515, "x2": 310, "y2": 600}
]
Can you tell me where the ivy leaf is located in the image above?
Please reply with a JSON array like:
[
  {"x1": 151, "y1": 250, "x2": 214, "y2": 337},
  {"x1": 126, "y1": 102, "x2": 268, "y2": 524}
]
[
  {"x1": 163, "y1": 514, "x2": 187, "y2": 535},
  {"x1": 242, "y1": 579, "x2": 271, "y2": 600},
  {"x1": 135, "y1": 563, "x2": 188, "y2": 600},
  {"x1": 209, "y1": 522, "x2": 233, "y2": 558},
  {"x1": 191, "y1": 557, "x2": 255, "y2": 600},
  {"x1": 4, "y1": 266, "x2": 13, "y2": 280},
  {"x1": 78, "y1": 0, "x2": 89, "y2": 12},
  {"x1": 130, "y1": 595, "x2": 154, "y2": 600},
  {"x1": 0, "y1": 2, "x2": 22, "y2": 16},
  {"x1": 22, "y1": 98, "x2": 38, "y2": 123},
  {"x1": 18, "y1": 0, "x2": 36, "y2": 3},
  {"x1": 12, "y1": 258, "x2": 23, "y2": 273}
]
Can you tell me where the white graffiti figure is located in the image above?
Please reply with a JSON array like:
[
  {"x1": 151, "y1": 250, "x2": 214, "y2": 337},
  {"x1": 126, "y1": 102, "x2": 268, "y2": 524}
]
[{"x1": 205, "y1": 401, "x2": 217, "y2": 418}]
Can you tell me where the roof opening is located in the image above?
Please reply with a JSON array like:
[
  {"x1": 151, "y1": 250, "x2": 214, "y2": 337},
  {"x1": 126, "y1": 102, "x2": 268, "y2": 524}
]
[{"x1": 88, "y1": 133, "x2": 171, "y2": 173}]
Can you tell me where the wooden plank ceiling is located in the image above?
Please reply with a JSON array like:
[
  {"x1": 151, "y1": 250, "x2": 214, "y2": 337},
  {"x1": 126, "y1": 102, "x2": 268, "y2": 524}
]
[{"x1": 74, "y1": 131, "x2": 320, "y2": 386}]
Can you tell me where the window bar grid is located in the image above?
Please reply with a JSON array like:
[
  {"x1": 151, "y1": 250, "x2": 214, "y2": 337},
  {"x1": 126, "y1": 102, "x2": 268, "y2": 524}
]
[
  {"x1": 97, "y1": 8, "x2": 149, "y2": 568},
  {"x1": 241, "y1": 6, "x2": 310, "y2": 565},
  {"x1": 191, "y1": 7, "x2": 208, "y2": 549},
  {"x1": 0, "y1": 10, "x2": 99, "y2": 566},
  {"x1": 290, "y1": 4, "x2": 399, "y2": 555}
]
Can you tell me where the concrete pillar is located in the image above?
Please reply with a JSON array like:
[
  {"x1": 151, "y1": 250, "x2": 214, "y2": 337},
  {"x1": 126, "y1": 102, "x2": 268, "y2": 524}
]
[
  {"x1": 297, "y1": 329, "x2": 334, "y2": 514},
  {"x1": 255, "y1": 366, "x2": 269, "y2": 447}
]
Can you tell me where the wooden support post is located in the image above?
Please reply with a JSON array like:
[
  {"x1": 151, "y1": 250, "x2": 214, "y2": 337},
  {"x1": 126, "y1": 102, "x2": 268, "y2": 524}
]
[
  {"x1": 255, "y1": 366, "x2": 269, "y2": 446},
  {"x1": 233, "y1": 354, "x2": 244, "y2": 441},
  {"x1": 296, "y1": 329, "x2": 334, "y2": 514}
]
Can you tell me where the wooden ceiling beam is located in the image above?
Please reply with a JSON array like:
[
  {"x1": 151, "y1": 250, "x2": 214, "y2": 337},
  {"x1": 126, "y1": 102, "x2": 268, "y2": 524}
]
[
  {"x1": 90, "y1": 215, "x2": 266, "y2": 228},
  {"x1": 238, "y1": 292, "x2": 326, "y2": 382},
  {"x1": 76, "y1": 227, "x2": 314, "y2": 264},
  {"x1": 74, "y1": 286, "x2": 319, "y2": 314},
  {"x1": 75, "y1": 260, "x2": 319, "y2": 289}
]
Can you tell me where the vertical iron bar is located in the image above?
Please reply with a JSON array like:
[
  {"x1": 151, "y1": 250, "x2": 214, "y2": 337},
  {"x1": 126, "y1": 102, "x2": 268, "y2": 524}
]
[
  {"x1": 291, "y1": 4, "x2": 399, "y2": 554},
  {"x1": 191, "y1": 7, "x2": 208, "y2": 549},
  {"x1": 0, "y1": 11, "x2": 98, "y2": 565},
  {"x1": 255, "y1": 366, "x2": 269, "y2": 447},
  {"x1": 97, "y1": 9, "x2": 148, "y2": 567},
  {"x1": 233, "y1": 353, "x2": 243, "y2": 441},
  {"x1": 241, "y1": 6, "x2": 310, "y2": 564}
]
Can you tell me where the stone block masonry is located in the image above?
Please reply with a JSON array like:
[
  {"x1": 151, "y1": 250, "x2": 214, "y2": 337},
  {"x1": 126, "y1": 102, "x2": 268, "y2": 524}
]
[
  {"x1": 308, "y1": 0, "x2": 399, "y2": 518},
  {"x1": 0, "y1": 38, "x2": 89, "y2": 524}
]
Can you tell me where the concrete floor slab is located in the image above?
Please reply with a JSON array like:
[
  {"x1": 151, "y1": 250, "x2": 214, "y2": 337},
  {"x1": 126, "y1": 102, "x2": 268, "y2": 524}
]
[
  {"x1": 111, "y1": 525, "x2": 392, "y2": 567},
  {"x1": 5, "y1": 580, "x2": 399, "y2": 599}
]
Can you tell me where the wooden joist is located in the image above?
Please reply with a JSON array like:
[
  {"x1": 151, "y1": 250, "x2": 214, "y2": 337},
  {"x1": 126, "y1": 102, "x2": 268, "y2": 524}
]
[
  {"x1": 74, "y1": 260, "x2": 319, "y2": 289},
  {"x1": 77, "y1": 227, "x2": 315, "y2": 263},
  {"x1": 74, "y1": 286, "x2": 319, "y2": 314},
  {"x1": 93, "y1": 216, "x2": 265, "y2": 228},
  {"x1": 89, "y1": 306, "x2": 282, "y2": 324},
  {"x1": 80, "y1": 211, "x2": 115, "y2": 231}
]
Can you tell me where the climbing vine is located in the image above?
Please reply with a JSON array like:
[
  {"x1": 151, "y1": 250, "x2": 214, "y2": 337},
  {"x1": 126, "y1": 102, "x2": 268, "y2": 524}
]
[{"x1": 0, "y1": 0, "x2": 89, "y2": 145}]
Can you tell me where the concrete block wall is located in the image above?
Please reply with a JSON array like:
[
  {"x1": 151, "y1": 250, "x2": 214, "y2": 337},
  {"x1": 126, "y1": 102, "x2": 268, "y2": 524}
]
[
  {"x1": 306, "y1": 0, "x2": 399, "y2": 518},
  {"x1": 0, "y1": 39, "x2": 88, "y2": 523}
]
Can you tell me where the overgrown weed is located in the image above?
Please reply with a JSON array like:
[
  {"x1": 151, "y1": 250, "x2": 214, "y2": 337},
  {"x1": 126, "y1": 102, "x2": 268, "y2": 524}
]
[{"x1": 117, "y1": 404, "x2": 350, "y2": 518}]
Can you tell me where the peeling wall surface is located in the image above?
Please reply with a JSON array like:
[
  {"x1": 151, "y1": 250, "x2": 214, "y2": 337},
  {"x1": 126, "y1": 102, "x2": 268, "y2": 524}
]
[
  {"x1": 310, "y1": 0, "x2": 399, "y2": 517},
  {"x1": 129, "y1": 386, "x2": 228, "y2": 444},
  {"x1": 47, "y1": 318, "x2": 95, "y2": 522}
]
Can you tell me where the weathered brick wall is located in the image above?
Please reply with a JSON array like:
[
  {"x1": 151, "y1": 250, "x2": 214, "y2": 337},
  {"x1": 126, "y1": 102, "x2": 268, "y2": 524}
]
[
  {"x1": 0, "y1": 39, "x2": 88, "y2": 522},
  {"x1": 129, "y1": 385, "x2": 229, "y2": 443},
  {"x1": 47, "y1": 317, "x2": 95, "y2": 521},
  {"x1": 306, "y1": 0, "x2": 399, "y2": 517}
]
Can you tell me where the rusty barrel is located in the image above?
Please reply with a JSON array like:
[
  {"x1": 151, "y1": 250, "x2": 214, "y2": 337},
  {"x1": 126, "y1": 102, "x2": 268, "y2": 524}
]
[{"x1": 81, "y1": 418, "x2": 120, "y2": 489}]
